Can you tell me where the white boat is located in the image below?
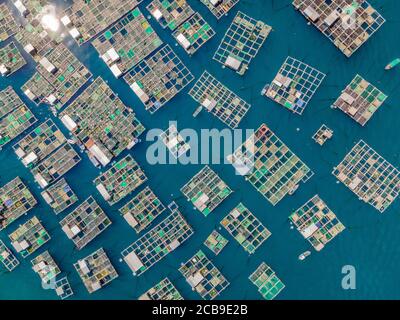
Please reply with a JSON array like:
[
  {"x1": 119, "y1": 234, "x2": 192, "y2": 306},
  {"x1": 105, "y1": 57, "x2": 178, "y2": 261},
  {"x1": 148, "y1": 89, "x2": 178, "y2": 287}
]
[
  {"x1": 288, "y1": 184, "x2": 299, "y2": 195},
  {"x1": 261, "y1": 84, "x2": 269, "y2": 96},
  {"x1": 298, "y1": 251, "x2": 311, "y2": 261}
]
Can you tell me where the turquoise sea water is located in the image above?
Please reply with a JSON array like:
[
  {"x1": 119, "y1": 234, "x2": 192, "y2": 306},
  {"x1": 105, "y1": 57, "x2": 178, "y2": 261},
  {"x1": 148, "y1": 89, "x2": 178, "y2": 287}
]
[{"x1": 0, "y1": 0, "x2": 400, "y2": 300}]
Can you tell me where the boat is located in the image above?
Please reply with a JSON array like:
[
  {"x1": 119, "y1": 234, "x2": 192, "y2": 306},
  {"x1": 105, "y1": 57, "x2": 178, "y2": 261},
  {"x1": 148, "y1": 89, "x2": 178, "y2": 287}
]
[
  {"x1": 192, "y1": 105, "x2": 203, "y2": 117},
  {"x1": 261, "y1": 84, "x2": 269, "y2": 96},
  {"x1": 298, "y1": 251, "x2": 311, "y2": 261},
  {"x1": 288, "y1": 184, "x2": 299, "y2": 195},
  {"x1": 385, "y1": 58, "x2": 400, "y2": 70}
]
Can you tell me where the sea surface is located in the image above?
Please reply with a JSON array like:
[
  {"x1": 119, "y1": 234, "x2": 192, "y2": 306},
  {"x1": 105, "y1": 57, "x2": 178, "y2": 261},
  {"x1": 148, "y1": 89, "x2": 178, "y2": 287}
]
[{"x1": 0, "y1": 0, "x2": 400, "y2": 300}]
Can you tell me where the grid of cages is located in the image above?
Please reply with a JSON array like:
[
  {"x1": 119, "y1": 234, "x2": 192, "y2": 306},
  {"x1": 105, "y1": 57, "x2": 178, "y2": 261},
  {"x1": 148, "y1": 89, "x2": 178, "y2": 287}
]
[
  {"x1": 0, "y1": 176, "x2": 37, "y2": 230},
  {"x1": 9, "y1": 216, "x2": 51, "y2": 258},
  {"x1": 41, "y1": 178, "x2": 78, "y2": 215},
  {"x1": 160, "y1": 124, "x2": 190, "y2": 159},
  {"x1": 31, "y1": 250, "x2": 61, "y2": 283},
  {"x1": 55, "y1": 276, "x2": 74, "y2": 300},
  {"x1": 213, "y1": 11, "x2": 272, "y2": 75},
  {"x1": 332, "y1": 74, "x2": 387, "y2": 126},
  {"x1": 0, "y1": 87, "x2": 37, "y2": 147},
  {"x1": 119, "y1": 186, "x2": 166, "y2": 233},
  {"x1": 203, "y1": 230, "x2": 228, "y2": 255},
  {"x1": 124, "y1": 44, "x2": 195, "y2": 114},
  {"x1": 60, "y1": 196, "x2": 112, "y2": 250},
  {"x1": 0, "y1": 42, "x2": 27, "y2": 76},
  {"x1": 0, "y1": 3, "x2": 18, "y2": 41},
  {"x1": 200, "y1": 0, "x2": 240, "y2": 20},
  {"x1": 147, "y1": 0, "x2": 195, "y2": 31},
  {"x1": 249, "y1": 262, "x2": 285, "y2": 300},
  {"x1": 227, "y1": 124, "x2": 314, "y2": 206},
  {"x1": 179, "y1": 250, "x2": 230, "y2": 300},
  {"x1": 221, "y1": 203, "x2": 271, "y2": 254},
  {"x1": 94, "y1": 155, "x2": 147, "y2": 205},
  {"x1": 292, "y1": 0, "x2": 386, "y2": 57},
  {"x1": 263, "y1": 56, "x2": 326, "y2": 115},
  {"x1": 74, "y1": 248, "x2": 118, "y2": 294},
  {"x1": 312, "y1": 124, "x2": 333, "y2": 146},
  {"x1": 189, "y1": 70, "x2": 251, "y2": 129},
  {"x1": 180, "y1": 165, "x2": 233, "y2": 217},
  {"x1": 0, "y1": 240, "x2": 20, "y2": 271},
  {"x1": 289, "y1": 195, "x2": 346, "y2": 251},
  {"x1": 172, "y1": 12, "x2": 216, "y2": 55},
  {"x1": 333, "y1": 140, "x2": 400, "y2": 213},
  {"x1": 59, "y1": 77, "x2": 145, "y2": 168},
  {"x1": 62, "y1": 0, "x2": 142, "y2": 44},
  {"x1": 139, "y1": 277, "x2": 183, "y2": 300},
  {"x1": 92, "y1": 8, "x2": 163, "y2": 78},
  {"x1": 121, "y1": 208, "x2": 194, "y2": 276}
]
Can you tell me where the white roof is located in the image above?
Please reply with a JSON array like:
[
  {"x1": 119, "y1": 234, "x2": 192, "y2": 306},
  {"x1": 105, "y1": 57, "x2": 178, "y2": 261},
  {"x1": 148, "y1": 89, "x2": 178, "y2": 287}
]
[
  {"x1": 130, "y1": 82, "x2": 149, "y2": 103},
  {"x1": 61, "y1": 114, "x2": 78, "y2": 131},
  {"x1": 69, "y1": 27, "x2": 81, "y2": 39},
  {"x1": 176, "y1": 33, "x2": 191, "y2": 49},
  {"x1": 187, "y1": 272, "x2": 204, "y2": 288},
  {"x1": 34, "y1": 173, "x2": 49, "y2": 188},
  {"x1": 110, "y1": 64, "x2": 122, "y2": 78},
  {"x1": 225, "y1": 56, "x2": 241, "y2": 71},
  {"x1": 96, "y1": 183, "x2": 111, "y2": 201},
  {"x1": 0, "y1": 64, "x2": 9, "y2": 76},
  {"x1": 24, "y1": 89, "x2": 36, "y2": 100},
  {"x1": 39, "y1": 57, "x2": 56, "y2": 73},
  {"x1": 152, "y1": 9, "x2": 163, "y2": 20},
  {"x1": 89, "y1": 144, "x2": 110, "y2": 166},
  {"x1": 123, "y1": 213, "x2": 139, "y2": 228},
  {"x1": 24, "y1": 43, "x2": 35, "y2": 54},
  {"x1": 70, "y1": 225, "x2": 81, "y2": 236},
  {"x1": 22, "y1": 151, "x2": 38, "y2": 166},
  {"x1": 124, "y1": 251, "x2": 144, "y2": 272},
  {"x1": 46, "y1": 94, "x2": 57, "y2": 104},
  {"x1": 301, "y1": 223, "x2": 318, "y2": 238},
  {"x1": 60, "y1": 15, "x2": 72, "y2": 27},
  {"x1": 14, "y1": 0, "x2": 27, "y2": 15}
]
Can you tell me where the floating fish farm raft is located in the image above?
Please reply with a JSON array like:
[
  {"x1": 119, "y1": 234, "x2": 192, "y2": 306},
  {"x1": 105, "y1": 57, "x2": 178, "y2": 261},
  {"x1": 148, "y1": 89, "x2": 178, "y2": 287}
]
[
  {"x1": 312, "y1": 124, "x2": 333, "y2": 146},
  {"x1": 213, "y1": 11, "x2": 272, "y2": 75},
  {"x1": 0, "y1": 176, "x2": 37, "y2": 230},
  {"x1": 181, "y1": 165, "x2": 232, "y2": 217},
  {"x1": 204, "y1": 230, "x2": 228, "y2": 256},
  {"x1": 221, "y1": 203, "x2": 271, "y2": 254},
  {"x1": 200, "y1": 0, "x2": 240, "y2": 19},
  {"x1": 0, "y1": 240, "x2": 19, "y2": 271},
  {"x1": 119, "y1": 186, "x2": 166, "y2": 233},
  {"x1": 31, "y1": 250, "x2": 61, "y2": 283},
  {"x1": 179, "y1": 250, "x2": 230, "y2": 300},
  {"x1": 91, "y1": 8, "x2": 163, "y2": 78},
  {"x1": 94, "y1": 155, "x2": 147, "y2": 205},
  {"x1": 41, "y1": 178, "x2": 78, "y2": 215},
  {"x1": 59, "y1": 77, "x2": 145, "y2": 167},
  {"x1": 333, "y1": 140, "x2": 400, "y2": 213},
  {"x1": 0, "y1": 42, "x2": 26, "y2": 76},
  {"x1": 55, "y1": 276, "x2": 74, "y2": 300},
  {"x1": 228, "y1": 124, "x2": 313, "y2": 206},
  {"x1": 263, "y1": 56, "x2": 326, "y2": 115},
  {"x1": 124, "y1": 44, "x2": 194, "y2": 114},
  {"x1": 289, "y1": 195, "x2": 345, "y2": 251},
  {"x1": 249, "y1": 262, "x2": 285, "y2": 300},
  {"x1": 122, "y1": 205, "x2": 194, "y2": 276},
  {"x1": 62, "y1": 0, "x2": 142, "y2": 44},
  {"x1": 74, "y1": 248, "x2": 118, "y2": 293},
  {"x1": 139, "y1": 277, "x2": 183, "y2": 300},
  {"x1": 189, "y1": 70, "x2": 251, "y2": 129},
  {"x1": 9, "y1": 216, "x2": 50, "y2": 258},
  {"x1": 147, "y1": 0, "x2": 195, "y2": 31},
  {"x1": 160, "y1": 123, "x2": 190, "y2": 159},
  {"x1": 60, "y1": 196, "x2": 111, "y2": 250},
  {"x1": 172, "y1": 12, "x2": 216, "y2": 55},
  {"x1": 0, "y1": 3, "x2": 18, "y2": 41},
  {"x1": 0, "y1": 86, "x2": 37, "y2": 147},
  {"x1": 332, "y1": 74, "x2": 387, "y2": 126}
]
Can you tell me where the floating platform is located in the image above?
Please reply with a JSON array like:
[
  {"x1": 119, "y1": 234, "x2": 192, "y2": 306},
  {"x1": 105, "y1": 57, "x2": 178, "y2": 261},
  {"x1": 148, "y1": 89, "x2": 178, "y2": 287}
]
[
  {"x1": 293, "y1": 0, "x2": 385, "y2": 57},
  {"x1": 0, "y1": 3, "x2": 18, "y2": 41},
  {"x1": 213, "y1": 11, "x2": 272, "y2": 75},
  {"x1": 172, "y1": 12, "x2": 216, "y2": 55},
  {"x1": 289, "y1": 195, "x2": 345, "y2": 251},
  {"x1": 94, "y1": 155, "x2": 147, "y2": 205},
  {"x1": 160, "y1": 123, "x2": 190, "y2": 159},
  {"x1": 9, "y1": 216, "x2": 50, "y2": 258},
  {"x1": 221, "y1": 203, "x2": 271, "y2": 254},
  {"x1": 333, "y1": 140, "x2": 400, "y2": 213},
  {"x1": 74, "y1": 248, "x2": 118, "y2": 294},
  {"x1": 31, "y1": 250, "x2": 61, "y2": 283},
  {"x1": 55, "y1": 276, "x2": 74, "y2": 300},
  {"x1": 179, "y1": 250, "x2": 230, "y2": 300},
  {"x1": 139, "y1": 277, "x2": 183, "y2": 300},
  {"x1": 181, "y1": 165, "x2": 232, "y2": 217},
  {"x1": 312, "y1": 124, "x2": 333, "y2": 146},
  {"x1": 0, "y1": 240, "x2": 20, "y2": 271},
  {"x1": 121, "y1": 205, "x2": 194, "y2": 276},
  {"x1": 59, "y1": 77, "x2": 145, "y2": 167},
  {"x1": 249, "y1": 262, "x2": 285, "y2": 300},
  {"x1": 228, "y1": 124, "x2": 313, "y2": 206},
  {"x1": 60, "y1": 197, "x2": 111, "y2": 250},
  {"x1": 0, "y1": 42, "x2": 27, "y2": 76},
  {"x1": 204, "y1": 230, "x2": 228, "y2": 256},
  {"x1": 124, "y1": 44, "x2": 194, "y2": 114},
  {"x1": 200, "y1": 0, "x2": 239, "y2": 20},
  {"x1": 41, "y1": 178, "x2": 78, "y2": 215},
  {"x1": 92, "y1": 8, "x2": 163, "y2": 78},
  {"x1": 119, "y1": 186, "x2": 166, "y2": 233},
  {"x1": 147, "y1": 0, "x2": 195, "y2": 31},
  {"x1": 332, "y1": 74, "x2": 387, "y2": 126},
  {"x1": 264, "y1": 57, "x2": 326, "y2": 115},
  {"x1": 189, "y1": 70, "x2": 251, "y2": 129},
  {"x1": 0, "y1": 176, "x2": 37, "y2": 230}
]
